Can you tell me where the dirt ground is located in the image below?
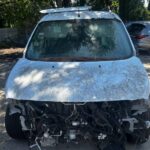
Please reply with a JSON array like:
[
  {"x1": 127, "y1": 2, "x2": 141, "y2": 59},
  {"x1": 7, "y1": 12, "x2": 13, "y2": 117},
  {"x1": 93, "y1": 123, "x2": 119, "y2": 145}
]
[{"x1": 0, "y1": 48, "x2": 150, "y2": 150}]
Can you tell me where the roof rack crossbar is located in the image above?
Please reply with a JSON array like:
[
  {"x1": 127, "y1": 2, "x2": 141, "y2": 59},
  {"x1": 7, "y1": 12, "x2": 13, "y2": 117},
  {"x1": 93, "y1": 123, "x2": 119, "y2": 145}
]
[{"x1": 40, "y1": 6, "x2": 91, "y2": 14}]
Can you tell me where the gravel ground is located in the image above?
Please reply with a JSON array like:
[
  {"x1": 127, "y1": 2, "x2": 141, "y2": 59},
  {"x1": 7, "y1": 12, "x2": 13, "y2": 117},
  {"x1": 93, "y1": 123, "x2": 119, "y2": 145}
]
[{"x1": 0, "y1": 48, "x2": 150, "y2": 150}]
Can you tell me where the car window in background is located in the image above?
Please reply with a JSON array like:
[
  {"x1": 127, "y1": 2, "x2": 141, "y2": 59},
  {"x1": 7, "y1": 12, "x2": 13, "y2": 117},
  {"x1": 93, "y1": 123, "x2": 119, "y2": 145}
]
[
  {"x1": 26, "y1": 19, "x2": 133, "y2": 61},
  {"x1": 127, "y1": 23, "x2": 146, "y2": 36},
  {"x1": 144, "y1": 25, "x2": 150, "y2": 35}
]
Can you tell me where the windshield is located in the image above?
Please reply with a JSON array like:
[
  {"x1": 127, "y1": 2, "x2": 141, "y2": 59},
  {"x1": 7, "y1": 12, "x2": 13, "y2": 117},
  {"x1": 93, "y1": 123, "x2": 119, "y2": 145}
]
[{"x1": 26, "y1": 19, "x2": 133, "y2": 61}]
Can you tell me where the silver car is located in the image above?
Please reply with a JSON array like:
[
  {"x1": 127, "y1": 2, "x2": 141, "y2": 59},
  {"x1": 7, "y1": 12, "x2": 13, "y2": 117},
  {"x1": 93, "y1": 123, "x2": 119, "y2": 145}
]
[{"x1": 127, "y1": 21, "x2": 150, "y2": 52}]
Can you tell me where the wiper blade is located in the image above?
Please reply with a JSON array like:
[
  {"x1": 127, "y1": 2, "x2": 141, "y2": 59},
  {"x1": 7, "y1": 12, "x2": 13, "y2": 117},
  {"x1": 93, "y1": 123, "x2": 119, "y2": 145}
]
[{"x1": 32, "y1": 57, "x2": 112, "y2": 62}]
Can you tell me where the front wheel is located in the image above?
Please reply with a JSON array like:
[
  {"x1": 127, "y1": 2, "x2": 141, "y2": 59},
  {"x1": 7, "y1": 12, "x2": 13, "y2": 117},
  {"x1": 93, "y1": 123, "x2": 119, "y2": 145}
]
[
  {"x1": 126, "y1": 129, "x2": 149, "y2": 144},
  {"x1": 5, "y1": 105, "x2": 26, "y2": 139},
  {"x1": 97, "y1": 143, "x2": 125, "y2": 150}
]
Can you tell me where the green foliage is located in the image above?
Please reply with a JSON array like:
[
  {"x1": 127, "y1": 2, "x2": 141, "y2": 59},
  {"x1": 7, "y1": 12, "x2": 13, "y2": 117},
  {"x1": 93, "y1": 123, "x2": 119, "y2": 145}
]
[
  {"x1": 119, "y1": 0, "x2": 150, "y2": 21},
  {"x1": 112, "y1": 0, "x2": 119, "y2": 13},
  {"x1": 148, "y1": 1, "x2": 150, "y2": 11},
  {"x1": 88, "y1": 0, "x2": 113, "y2": 10},
  {"x1": 128, "y1": 0, "x2": 148, "y2": 20},
  {"x1": 0, "y1": 0, "x2": 150, "y2": 28},
  {"x1": 0, "y1": 0, "x2": 54, "y2": 28},
  {"x1": 88, "y1": 0, "x2": 106, "y2": 10}
]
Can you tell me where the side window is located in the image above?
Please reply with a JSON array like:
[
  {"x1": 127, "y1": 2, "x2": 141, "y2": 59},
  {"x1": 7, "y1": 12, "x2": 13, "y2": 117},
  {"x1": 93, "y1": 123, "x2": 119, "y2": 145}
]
[
  {"x1": 137, "y1": 25, "x2": 150, "y2": 36},
  {"x1": 141, "y1": 26, "x2": 149, "y2": 35},
  {"x1": 146, "y1": 26, "x2": 150, "y2": 35}
]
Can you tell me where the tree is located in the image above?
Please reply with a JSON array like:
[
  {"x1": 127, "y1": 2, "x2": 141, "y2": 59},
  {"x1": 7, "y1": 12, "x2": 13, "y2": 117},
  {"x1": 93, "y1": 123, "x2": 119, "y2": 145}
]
[
  {"x1": 88, "y1": 0, "x2": 112, "y2": 10},
  {"x1": 0, "y1": 0, "x2": 150, "y2": 28},
  {"x1": 55, "y1": 0, "x2": 72, "y2": 7},
  {"x1": 111, "y1": 0, "x2": 119, "y2": 13},
  {"x1": 0, "y1": 0, "x2": 74, "y2": 28},
  {"x1": 0, "y1": 0, "x2": 55, "y2": 28},
  {"x1": 119, "y1": 0, "x2": 149, "y2": 21},
  {"x1": 148, "y1": 0, "x2": 150, "y2": 10}
]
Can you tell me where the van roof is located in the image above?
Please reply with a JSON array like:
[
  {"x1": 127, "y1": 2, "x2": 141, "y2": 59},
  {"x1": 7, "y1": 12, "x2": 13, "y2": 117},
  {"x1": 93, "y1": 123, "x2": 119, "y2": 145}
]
[{"x1": 39, "y1": 7, "x2": 121, "y2": 23}]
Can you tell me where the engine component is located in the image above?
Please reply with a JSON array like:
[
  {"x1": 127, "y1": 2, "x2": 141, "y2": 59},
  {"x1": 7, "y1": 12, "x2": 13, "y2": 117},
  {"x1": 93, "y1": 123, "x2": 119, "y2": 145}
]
[
  {"x1": 122, "y1": 118, "x2": 138, "y2": 132},
  {"x1": 145, "y1": 121, "x2": 150, "y2": 129},
  {"x1": 40, "y1": 135, "x2": 57, "y2": 147},
  {"x1": 29, "y1": 138, "x2": 42, "y2": 150},
  {"x1": 16, "y1": 100, "x2": 150, "y2": 150},
  {"x1": 72, "y1": 121, "x2": 80, "y2": 127},
  {"x1": 98, "y1": 133, "x2": 107, "y2": 140},
  {"x1": 20, "y1": 116, "x2": 29, "y2": 131},
  {"x1": 69, "y1": 130, "x2": 76, "y2": 140}
]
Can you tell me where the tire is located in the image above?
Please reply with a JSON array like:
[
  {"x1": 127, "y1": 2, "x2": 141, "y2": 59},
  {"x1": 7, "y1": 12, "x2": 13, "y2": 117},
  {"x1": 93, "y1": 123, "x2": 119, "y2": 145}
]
[
  {"x1": 126, "y1": 109, "x2": 150, "y2": 144},
  {"x1": 126, "y1": 129, "x2": 149, "y2": 144},
  {"x1": 98, "y1": 143, "x2": 125, "y2": 150},
  {"x1": 5, "y1": 105, "x2": 26, "y2": 139},
  {"x1": 104, "y1": 144, "x2": 125, "y2": 150}
]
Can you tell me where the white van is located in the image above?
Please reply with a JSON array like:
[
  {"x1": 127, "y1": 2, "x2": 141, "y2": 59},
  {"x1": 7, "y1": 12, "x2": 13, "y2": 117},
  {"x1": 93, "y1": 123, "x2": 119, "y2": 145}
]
[{"x1": 5, "y1": 7, "x2": 150, "y2": 150}]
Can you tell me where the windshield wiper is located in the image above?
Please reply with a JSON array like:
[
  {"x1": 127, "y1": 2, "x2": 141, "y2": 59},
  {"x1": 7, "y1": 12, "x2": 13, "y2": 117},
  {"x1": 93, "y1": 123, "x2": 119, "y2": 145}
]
[{"x1": 32, "y1": 56, "x2": 112, "y2": 62}]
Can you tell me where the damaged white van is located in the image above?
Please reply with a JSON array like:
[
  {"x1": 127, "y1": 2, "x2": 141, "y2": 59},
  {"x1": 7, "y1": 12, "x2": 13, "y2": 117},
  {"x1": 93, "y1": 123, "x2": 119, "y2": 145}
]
[{"x1": 5, "y1": 7, "x2": 150, "y2": 150}]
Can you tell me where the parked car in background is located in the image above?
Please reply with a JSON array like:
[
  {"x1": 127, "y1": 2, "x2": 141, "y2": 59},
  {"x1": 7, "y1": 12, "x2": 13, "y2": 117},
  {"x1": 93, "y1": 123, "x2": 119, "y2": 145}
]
[{"x1": 126, "y1": 21, "x2": 150, "y2": 53}]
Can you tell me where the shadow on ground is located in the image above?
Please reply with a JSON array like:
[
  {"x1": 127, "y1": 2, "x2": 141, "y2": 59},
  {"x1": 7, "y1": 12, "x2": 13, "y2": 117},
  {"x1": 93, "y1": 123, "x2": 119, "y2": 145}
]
[
  {"x1": 0, "y1": 52, "x2": 23, "y2": 63},
  {"x1": 0, "y1": 140, "x2": 98, "y2": 150}
]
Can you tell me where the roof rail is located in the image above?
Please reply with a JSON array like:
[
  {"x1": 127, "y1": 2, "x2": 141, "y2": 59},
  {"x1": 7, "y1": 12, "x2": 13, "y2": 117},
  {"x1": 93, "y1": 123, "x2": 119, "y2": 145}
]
[{"x1": 40, "y1": 6, "x2": 91, "y2": 14}]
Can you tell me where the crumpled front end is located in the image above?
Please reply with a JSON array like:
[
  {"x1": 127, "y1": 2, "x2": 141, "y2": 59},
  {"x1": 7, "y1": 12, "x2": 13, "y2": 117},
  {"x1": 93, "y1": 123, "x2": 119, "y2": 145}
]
[{"x1": 7, "y1": 99, "x2": 150, "y2": 150}]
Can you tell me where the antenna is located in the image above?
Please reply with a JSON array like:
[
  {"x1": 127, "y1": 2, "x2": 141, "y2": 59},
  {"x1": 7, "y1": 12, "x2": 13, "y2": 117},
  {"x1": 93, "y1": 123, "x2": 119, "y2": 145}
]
[{"x1": 77, "y1": 0, "x2": 80, "y2": 17}]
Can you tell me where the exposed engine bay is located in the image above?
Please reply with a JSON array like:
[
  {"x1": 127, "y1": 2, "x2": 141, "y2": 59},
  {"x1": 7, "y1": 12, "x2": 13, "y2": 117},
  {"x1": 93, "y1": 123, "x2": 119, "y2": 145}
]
[{"x1": 9, "y1": 100, "x2": 150, "y2": 150}]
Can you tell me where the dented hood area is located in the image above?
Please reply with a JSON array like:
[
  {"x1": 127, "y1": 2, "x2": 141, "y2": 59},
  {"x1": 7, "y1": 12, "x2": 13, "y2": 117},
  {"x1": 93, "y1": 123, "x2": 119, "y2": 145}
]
[{"x1": 5, "y1": 57, "x2": 150, "y2": 102}]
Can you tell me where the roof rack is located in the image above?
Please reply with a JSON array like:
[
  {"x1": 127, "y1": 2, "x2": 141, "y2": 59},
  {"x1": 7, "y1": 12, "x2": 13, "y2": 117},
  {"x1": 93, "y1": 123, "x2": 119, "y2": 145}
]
[{"x1": 40, "y1": 6, "x2": 91, "y2": 14}]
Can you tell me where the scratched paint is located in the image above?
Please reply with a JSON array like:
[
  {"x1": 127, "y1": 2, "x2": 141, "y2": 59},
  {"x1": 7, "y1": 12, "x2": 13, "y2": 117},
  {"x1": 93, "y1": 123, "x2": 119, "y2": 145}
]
[{"x1": 5, "y1": 56, "x2": 150, "y2": 102}]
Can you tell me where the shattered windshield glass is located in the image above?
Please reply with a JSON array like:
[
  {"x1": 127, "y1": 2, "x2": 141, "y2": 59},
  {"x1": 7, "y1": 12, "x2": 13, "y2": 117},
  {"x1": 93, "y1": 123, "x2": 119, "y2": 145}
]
[{"x1": 26, "y1": 19, "x2": 133, "y2": 61}]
